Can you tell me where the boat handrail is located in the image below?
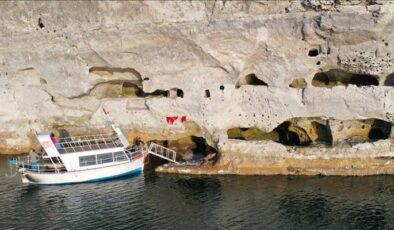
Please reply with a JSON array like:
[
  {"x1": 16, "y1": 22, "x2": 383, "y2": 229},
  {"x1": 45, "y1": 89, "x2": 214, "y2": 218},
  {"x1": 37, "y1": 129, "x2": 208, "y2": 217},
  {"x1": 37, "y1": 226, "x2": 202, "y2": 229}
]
[
  {"x1": 18, "y1": 150, "x2": 143, "y2": 173},
  {"x1": 57, "y1": 133, "x2": 124, "y2": 154}
]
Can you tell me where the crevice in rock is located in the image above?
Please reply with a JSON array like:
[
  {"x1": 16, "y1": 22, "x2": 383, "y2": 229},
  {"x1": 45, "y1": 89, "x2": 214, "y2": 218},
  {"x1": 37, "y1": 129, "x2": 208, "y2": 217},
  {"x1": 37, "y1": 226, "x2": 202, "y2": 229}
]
[
  {"x1": 236, "y1": 73, "x2": 268, "y2": 88},
  {"x1": 89, "y1": 66, "x2": 142, "y2": 79},
  {"x1": 38, "y1": 18, "x2": 45, "y2": 29},
  {"x1": 74, "y1": 80, "x2": 169, "y2": 99},
  {"x1": 312, "y1": 69, "x2": 379, "y2": 88}
]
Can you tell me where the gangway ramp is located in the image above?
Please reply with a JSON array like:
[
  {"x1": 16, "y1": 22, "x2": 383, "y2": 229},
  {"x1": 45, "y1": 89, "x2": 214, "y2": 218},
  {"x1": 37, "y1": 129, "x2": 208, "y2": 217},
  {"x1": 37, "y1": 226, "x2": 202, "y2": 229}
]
[{"x1": 147, "y1": 142, "x2": 180, "y2": 164}]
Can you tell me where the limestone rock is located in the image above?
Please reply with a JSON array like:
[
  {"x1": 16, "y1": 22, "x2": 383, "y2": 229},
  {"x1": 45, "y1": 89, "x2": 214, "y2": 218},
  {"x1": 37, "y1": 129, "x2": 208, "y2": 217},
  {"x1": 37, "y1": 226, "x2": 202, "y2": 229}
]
[{"x1": 0, "y1": 1, "x2": 392, "y2": 176}]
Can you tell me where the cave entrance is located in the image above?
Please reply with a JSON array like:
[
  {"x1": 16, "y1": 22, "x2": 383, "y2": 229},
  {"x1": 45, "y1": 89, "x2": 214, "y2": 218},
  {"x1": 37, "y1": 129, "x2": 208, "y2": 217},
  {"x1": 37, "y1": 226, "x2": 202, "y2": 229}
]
[
  {"x1": 311, "y1": 122, "x2": 333, "y2": 145},
  {"x1": 205, "y1": 89, "x2": 211, "y2": 98},
  {"x1": 384, "y1": 73, "x2": 394, "y2": 86},
  {"x1": 368, "y1": 119, "x2": 392, "y2": 140},
  {"x1": 244, "y1": 74, "x2": 268, "y2": 86},
  {"x1": 312, "y1": 69, "x2": 379, "y2": 88},
  {"x1": 227, "y1": 122, "x2": 311, "y2": 147},
  {"x1": 308, "y1": 48, "x2": 319, "y2": 57},
  {"x1": 289, "y1": 78, "x2": 308, "y2": 89},
  {"x1": 274, "y1": 122, "x2": 305, "y2": 146},
  {"x1": 147, "y1": 136, "x2": 218, "y2": 166},
  {"x1": 236, "y1": 73, "x2": 268, "y2": 88}
]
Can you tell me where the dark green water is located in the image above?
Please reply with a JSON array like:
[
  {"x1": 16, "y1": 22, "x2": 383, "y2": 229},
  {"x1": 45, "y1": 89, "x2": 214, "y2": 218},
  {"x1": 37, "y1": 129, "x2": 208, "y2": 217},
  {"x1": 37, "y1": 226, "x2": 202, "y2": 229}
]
[{"x1": 0, "y1": 156, "x2": 393, "y2": 230}]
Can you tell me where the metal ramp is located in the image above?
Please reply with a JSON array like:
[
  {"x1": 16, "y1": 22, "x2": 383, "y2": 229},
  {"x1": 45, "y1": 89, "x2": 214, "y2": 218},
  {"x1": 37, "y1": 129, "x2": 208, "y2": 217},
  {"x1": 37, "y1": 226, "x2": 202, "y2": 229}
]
[{"x1": 147, "y1": 142, "x2": 180, "y2": 164}]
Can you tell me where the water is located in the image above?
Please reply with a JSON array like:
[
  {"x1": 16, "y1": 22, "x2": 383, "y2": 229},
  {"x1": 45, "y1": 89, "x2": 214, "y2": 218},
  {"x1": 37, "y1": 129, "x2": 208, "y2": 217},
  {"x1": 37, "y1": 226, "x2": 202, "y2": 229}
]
[{"x1": 1, "y1": 156, "x2": 394, "y2": 230}]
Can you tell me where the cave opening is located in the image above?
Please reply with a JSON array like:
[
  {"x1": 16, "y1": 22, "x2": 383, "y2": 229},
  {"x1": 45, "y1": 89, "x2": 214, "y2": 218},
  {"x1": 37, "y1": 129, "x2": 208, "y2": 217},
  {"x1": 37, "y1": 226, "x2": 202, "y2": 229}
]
[
  {"x1": 245, "y1": 74, "x2": 268, "y2": 86},
  {"x1": 312, "y1": 69, "x2": 379, "y2": 88},
  {"x1": 289, "y1": 78, "x2": 308, "y2": 89},
  {"x1": 227, "y1": 122, "x2": 311, "y2": 147},
  {"x1": 236, "y1": 73, "x2": 268, "y2": 88},
  {"x1": 308, "y1": 48, "x2": 319, "y2": 57},
  {"x1": 146, "y1": 136, "x2": 218, "y2": 166},
  {"x1": 384, "y1": 73, "x2": 394, "y2": 86},
  {"x1": 176, "y1": 89, "x2": 184, "y2": 98},
  {"x1": 274, "y1": 122, "x2": 304, "y2": 146},
  {"x1": 227, "y1": 118, "x2": 391, "y2": 147},
  {"x1": 311, "y1": 122, "x2": 333, "y2": 145},
  {"x1": 191, "y1": 136, "x2": 217, "y2": 155},
  {"x1": 205, "y1": 89, "x2": 211, "y2": 98},
  {"x1": 368, "y1": 119, "x2": 392, "y2": 140}
]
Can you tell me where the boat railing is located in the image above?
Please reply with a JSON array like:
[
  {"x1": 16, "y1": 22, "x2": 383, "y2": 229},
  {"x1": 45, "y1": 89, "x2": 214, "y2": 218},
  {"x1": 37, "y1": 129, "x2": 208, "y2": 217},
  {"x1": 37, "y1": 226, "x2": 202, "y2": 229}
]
[
  {"x1": 16, "y1": 155, "x2": 65, "y2": 173},
  {"x1": 58, "y1": 133, "x2": 123, "y2": 154},
  {"x1": 147, "y1": 142, "x2": 179, "y2": 164},
  {"x1": 18, "y1": 162, "x2": 62, "y2": 173},
  {"x1": 17, "y1": 150, "x2": 143, "y2": 173}
]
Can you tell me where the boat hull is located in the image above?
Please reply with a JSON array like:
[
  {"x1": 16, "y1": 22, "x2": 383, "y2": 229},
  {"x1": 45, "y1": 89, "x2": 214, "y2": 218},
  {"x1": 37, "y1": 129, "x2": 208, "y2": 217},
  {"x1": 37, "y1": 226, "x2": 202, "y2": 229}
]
[{"x1": 19, "y1": 157, "x2": 144, "y2": 185}]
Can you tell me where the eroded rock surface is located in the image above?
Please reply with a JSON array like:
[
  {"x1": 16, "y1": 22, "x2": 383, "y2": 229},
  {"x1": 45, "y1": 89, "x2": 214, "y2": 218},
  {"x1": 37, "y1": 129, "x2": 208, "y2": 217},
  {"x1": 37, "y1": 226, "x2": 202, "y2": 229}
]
[{"x1": 0, "y1": 1, "x2": 393, "y2": 175}]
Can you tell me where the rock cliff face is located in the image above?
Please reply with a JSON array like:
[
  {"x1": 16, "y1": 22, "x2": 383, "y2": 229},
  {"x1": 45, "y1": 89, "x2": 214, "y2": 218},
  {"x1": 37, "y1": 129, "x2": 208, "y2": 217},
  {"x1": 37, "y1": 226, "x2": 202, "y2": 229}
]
[{"x1": 0, "y1": 1, "x2": 393, "y2": 175}]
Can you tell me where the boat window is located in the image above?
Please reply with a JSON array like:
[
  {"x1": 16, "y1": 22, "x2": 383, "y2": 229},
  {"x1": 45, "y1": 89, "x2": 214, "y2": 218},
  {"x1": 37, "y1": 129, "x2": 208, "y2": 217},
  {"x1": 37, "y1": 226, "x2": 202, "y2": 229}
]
[
  {"x1": 114, "y1": 151, "x2": 127, "y2": 162},
  {"x1": 79, "y1": 155, "x2": 97, "y2": 167},
  {"x1": 97, "y1": 153, "x2": 114, "y2": 164}
]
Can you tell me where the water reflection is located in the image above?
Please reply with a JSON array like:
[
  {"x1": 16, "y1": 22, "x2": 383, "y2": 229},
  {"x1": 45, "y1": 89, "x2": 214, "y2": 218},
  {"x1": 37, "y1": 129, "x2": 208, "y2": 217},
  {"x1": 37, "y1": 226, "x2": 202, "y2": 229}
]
[
  {"x1": 279, "y1": 192, "x2": 334, "y2": 228},
  {"x1": 0, "y1": 156, "x2": 394, "y2": 229}
]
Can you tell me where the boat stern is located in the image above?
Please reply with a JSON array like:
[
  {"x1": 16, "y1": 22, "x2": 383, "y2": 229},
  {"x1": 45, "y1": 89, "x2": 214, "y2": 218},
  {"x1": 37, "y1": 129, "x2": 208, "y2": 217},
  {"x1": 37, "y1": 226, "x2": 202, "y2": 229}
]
[{"x1": 19, "y1": 172, "x2": 32, "y2": 184}]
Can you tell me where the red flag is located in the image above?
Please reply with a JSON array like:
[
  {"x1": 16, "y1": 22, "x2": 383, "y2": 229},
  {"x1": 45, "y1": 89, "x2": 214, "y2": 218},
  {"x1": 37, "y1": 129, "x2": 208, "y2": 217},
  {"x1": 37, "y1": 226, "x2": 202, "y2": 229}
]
[
  {"x1": 172, "y1": 116, "x2": 178, "y2": 122},
  {"x1": 102, "y1": 107, "x2": 109, "y2": 115},
  {"x1": 181, "y1": 116, "x2": 187, "y2": 123},
  {"x1": 166, "y1": 116, "x2": 178, "y2": 124}
]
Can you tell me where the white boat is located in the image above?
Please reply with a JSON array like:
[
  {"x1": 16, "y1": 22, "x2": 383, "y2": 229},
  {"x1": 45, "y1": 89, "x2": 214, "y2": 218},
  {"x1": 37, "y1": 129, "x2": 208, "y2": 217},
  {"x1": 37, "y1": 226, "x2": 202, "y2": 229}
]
[
  {"x1": 16, "y1": 123, "x2": 146, "y2": 185},
  {"x1": 14, "y1": 106, "x2": 181, "y2": 185}
]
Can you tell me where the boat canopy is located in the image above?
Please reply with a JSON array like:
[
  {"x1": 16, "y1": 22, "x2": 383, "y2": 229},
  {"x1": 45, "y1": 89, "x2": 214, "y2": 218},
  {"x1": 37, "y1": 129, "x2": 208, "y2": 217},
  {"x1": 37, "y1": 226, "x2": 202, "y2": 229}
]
[{"x1": 112, "y1": 125, "x2": 129, "y2": 147}]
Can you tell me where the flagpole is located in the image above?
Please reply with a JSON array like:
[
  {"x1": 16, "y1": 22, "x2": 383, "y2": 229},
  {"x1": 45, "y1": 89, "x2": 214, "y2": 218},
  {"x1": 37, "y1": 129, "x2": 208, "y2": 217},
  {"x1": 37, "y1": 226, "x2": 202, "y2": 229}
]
[{"x1": 102, "y1": 107, "x2": 114, "y2": 125}]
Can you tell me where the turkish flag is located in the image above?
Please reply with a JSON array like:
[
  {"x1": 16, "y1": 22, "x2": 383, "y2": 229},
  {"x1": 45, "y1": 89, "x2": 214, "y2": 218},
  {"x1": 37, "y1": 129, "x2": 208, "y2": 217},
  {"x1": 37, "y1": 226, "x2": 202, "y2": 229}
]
[{"x1": 166, "y1": 116, "x2": 178, "y2": 124}]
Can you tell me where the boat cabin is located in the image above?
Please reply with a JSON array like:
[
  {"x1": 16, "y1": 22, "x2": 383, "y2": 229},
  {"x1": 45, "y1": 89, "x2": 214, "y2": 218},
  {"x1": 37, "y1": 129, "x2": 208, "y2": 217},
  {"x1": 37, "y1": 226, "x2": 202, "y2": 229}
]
[{"x1": 36, "y1": 126, "x2": 135, "y2": 172}]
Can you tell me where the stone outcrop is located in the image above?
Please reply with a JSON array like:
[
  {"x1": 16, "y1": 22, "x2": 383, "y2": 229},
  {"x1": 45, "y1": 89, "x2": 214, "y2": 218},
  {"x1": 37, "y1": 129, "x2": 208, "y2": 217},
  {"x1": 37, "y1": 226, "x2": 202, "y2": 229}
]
[{"x1": 0, "y1": 1, "x2": 393, "y2": 175}]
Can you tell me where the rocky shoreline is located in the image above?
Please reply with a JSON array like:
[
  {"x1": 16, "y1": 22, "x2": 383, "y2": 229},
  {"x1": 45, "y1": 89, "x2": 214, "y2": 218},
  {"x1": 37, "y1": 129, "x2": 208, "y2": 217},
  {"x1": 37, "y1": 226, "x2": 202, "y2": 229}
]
[{"x1": 157, "y1": 139, "x2": 394, "y2": 176}]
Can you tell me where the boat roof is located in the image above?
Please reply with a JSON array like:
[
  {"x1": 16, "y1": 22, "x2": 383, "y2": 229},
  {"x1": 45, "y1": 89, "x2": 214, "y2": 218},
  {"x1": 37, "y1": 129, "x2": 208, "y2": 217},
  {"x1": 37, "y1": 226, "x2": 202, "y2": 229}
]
[{"x1": 57, "y1": 133, "x2": 124, "y2": 154}]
